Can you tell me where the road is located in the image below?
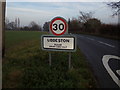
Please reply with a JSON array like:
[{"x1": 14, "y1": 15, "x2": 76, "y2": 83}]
[{"x1": 76, "y1": 34, "x2": 120, "y2": 88}]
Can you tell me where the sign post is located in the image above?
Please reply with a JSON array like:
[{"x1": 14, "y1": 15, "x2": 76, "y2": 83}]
[
  {"x1": 69, "y1": 52, "x2": 71, "y2": 69},
  {"x1": 41, "y1": 17, "x2": 76, "y2": 69},
  {"x1": 49, "y1": 52, "x2": 51, "y2": 66}
]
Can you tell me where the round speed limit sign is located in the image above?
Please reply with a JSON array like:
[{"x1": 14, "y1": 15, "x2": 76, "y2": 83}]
[{"x1": 49, "y1": 17, "x2": 68, "y2": 36}]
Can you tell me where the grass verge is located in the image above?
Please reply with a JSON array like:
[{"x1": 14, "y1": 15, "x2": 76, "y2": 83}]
[{"x1": 3, "y1": 31, "x2": 98, "y2": 88}]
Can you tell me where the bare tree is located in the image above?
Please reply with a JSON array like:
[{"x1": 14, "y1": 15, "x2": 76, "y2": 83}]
[
  {"x1": 5, "y1": 17, "x2": 9, "y2": 30},
  {"x1": 15, "y1": 18, "x2": 17, "y2": 29},
  {"x1": 8, "y1": 22, "x2": 16, "y2": 30},
  {"x1": 5, "y1": 17, "x2": 9, "y2": 25},
  {"x1": 18, "y1": 18, "x2": 20, "y2": 30},
  {"x1": 107, "y1": 1, "x2": 120, "y2": 25},
  {"x1": 29, "y1": 21, "x2": 41, "y2": 31},
  {"x1": 43, "y1": 22, "x2": 50, "y2": 32},
  {"x1": 107, "y1": 1, "x2": 120, "y2": 16},
  {"x1": 78, "y1": 11, "x2": 94, "y2": 23}
]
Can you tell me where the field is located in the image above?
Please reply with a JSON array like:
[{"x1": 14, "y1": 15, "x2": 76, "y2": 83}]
[{"x1": 3, "y1": 31, "x2": 98, "y2": 88}]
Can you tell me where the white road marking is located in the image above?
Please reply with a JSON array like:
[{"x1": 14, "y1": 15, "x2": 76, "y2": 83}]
[
  {"x1": 102, "y1": 55, "x2": 120, "y2": 87},
  {"x1": 98, "y1": 41, "x2": 115, "y2": 48},
  {"x1": 78, "y1": 35, "x2": 115, "y2": 48},
  {"x1": 116, "y1": 70, "x2": 120, "y2": 76}
]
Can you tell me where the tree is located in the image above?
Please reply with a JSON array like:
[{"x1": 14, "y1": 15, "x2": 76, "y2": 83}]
[
  {"x1": 43, "y1": 22, "x2": 50, "y2": 32},
  {"x1": 14, "y1": 18, "x2": 20, "y2": 30},
  {"x1": 15, "y1": 18, "x2": 17, "y2": 29},
  {"x1": 7, "y1": 22, "x2": 16, "y2": 30},
  {"x1": 29, "y1": 21, "x2": 42, "y2": 31},
  {"x1": 68, "y1": 18, "x2": 81, "y2": 32},
  {"x1": 107, "y1": 1, "x2": 120, "y2": 16},
  {"x1": 5, "y1": 17, "x2": 9, "y2": 25},
  {"x1": 78, "y1": 11, "x2": 94, "y2": 23},
  {"x1": 18, "y1": 18, "x2": 20, "y2": 30},
  {"x1": 68, "y1": 18, "x2": 71, "y2": 31},
  {"x1": 5, "y1": 18, "x2": 21, "y2": 30},
  {"x1": 23, "y1": 26, "x2": 30, "y2": 31},
  {"x1": 84, "y1": 18, "x2": 101, "y2": 33},
  {"x1": 107, "y1": 1, "x2": 120, "y2": 25},
  {"x1": 5, "y1": 17, "x2": 9, "y2": 30}
]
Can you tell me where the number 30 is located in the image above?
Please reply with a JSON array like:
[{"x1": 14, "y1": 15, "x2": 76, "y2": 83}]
[{"x1": 53, "y1": 23, "x2": 64, "y2": 31}]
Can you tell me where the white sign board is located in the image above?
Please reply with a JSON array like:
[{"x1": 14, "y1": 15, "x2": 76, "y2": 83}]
[{"x1": 41, "y1": 35, "x2": 76, "y2": 52}]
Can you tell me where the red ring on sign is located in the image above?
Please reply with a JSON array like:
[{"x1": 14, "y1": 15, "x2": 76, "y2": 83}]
[{"x1": 50, "y1": 17, "x2": 67, "y2": 36}]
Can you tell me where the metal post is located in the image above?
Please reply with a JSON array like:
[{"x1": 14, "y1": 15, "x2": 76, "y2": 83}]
[
  {"x1": 49, "y1": 52, "x2": 51, "y2": 66},
  {"x1": 68, "y1": 52, "x2": 71, "y2": 69}
]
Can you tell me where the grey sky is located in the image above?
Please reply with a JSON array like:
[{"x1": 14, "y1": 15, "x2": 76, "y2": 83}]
[{"x1": 6, "y1": 2, "x2": 118, "y2": 27}]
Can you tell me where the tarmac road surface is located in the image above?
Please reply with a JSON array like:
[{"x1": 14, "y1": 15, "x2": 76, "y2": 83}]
[{"x1": 76, "y1": 34, "x2": 120, "y2": 88}]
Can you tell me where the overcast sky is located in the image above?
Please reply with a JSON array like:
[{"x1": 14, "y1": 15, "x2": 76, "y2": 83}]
[{"x1": 6, "y1": 2, "x2": 118, "y2": 27}]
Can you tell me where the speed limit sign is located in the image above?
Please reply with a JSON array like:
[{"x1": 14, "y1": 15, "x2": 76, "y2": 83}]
[{"x1": 49, "y1": 17, "x2": 68, "y2": 36}]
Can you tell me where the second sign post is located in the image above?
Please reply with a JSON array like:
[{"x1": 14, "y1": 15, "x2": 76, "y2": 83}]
[{"x1": 41, "y1": 17, "x2": 76, "y2": 69}]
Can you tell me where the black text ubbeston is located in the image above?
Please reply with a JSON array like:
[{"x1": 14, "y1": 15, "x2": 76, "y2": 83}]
[{"x1": 47, "y1": 39, "x2": 70, "y2": 43}]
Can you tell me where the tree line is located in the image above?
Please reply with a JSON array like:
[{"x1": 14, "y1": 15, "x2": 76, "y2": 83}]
[
  {"x1": 43, "y1": 10, "x2": 119, "y2": 38},
  {"x1": 5, "y1": 2, "x2": 120, "y2": 38},
  {"x1": 5, "y1": 18, "x2": 42, "y2": 31},
  {"x1": 43, "y1": 2, "x2": 120, "y2": 38},
  {"x1": 6, "y1": 11, "x2": 119, "y2": 38}
]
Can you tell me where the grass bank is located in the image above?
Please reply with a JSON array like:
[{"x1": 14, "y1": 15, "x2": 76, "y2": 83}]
[{"x1": 3, "y1": 31, "x2": 98, "y2": 88}]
